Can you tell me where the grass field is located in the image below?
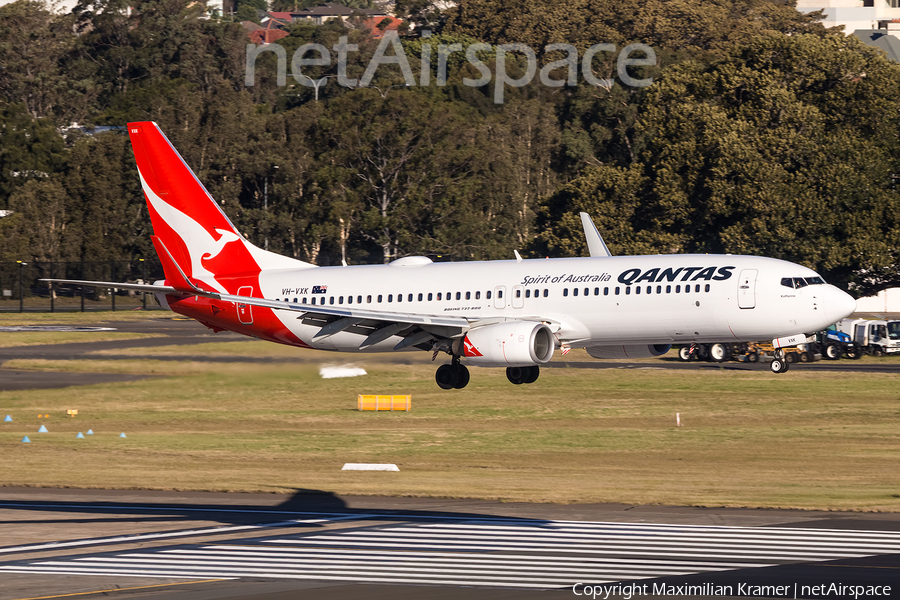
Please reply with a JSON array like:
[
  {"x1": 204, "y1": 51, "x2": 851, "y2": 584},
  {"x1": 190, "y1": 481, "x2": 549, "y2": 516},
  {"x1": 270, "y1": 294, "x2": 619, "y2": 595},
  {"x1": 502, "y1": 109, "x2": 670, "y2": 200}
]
[
  {"x1": 0, "y1": 332, "x2": 162, "y2": 347},
  {"x1": 0, "y1": 311, "x2": 172, "y2": 326},
  {"x1": 2, "y1": 342, "x2": 899, "y2": 510}
]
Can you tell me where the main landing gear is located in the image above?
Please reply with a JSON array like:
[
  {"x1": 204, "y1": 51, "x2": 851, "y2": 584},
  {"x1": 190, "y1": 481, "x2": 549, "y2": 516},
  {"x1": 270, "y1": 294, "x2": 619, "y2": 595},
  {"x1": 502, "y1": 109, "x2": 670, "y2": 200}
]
[
  {"x1": 435, "y1": 357, "x2": 470, "y2": 390},
  {"x1": 506, "y1": 365, "x2": 540, "y2": 385},
  {"x1": 434, "y1": 360, "x2": 541, "y2": 389}
]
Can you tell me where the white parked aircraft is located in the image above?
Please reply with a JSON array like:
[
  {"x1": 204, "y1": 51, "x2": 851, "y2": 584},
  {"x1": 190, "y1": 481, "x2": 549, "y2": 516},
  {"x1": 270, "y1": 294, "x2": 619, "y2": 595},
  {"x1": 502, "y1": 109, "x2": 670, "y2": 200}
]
[{"x1": 44, "y1": 122, "x2": 857, "y2": 388}]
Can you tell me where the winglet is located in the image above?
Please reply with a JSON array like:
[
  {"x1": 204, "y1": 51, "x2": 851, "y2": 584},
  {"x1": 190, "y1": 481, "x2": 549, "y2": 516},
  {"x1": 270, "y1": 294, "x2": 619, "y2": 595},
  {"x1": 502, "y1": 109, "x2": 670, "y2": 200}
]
[{"x1": 579, "y1": 212, "x2": 613, "y2": 258}]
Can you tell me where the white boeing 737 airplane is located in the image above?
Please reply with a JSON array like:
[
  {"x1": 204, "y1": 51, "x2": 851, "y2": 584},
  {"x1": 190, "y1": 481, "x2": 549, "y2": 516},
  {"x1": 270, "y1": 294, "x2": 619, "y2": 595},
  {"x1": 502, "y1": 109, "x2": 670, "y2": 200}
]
[{"x1": 45, "y1": 122, "x2": 857, "y2": 389}]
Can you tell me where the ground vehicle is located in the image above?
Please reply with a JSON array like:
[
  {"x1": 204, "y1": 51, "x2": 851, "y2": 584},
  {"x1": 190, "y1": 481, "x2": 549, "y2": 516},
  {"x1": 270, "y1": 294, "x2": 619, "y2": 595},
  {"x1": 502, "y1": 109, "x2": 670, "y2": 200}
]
[
  {"x1": 836, "y1": 318, "x2": 900, "y2": 356},
  {"x1": 678, "y1": 342, "x2": 744, "y2": 362},
  {"x1": 677, "y1": 339, "x2": 818, "y2": 365},
  {"x1": 744, "y1": 341, "x2": 815, "y2": 363},
  {"x1": 816, "y1": 325, "x2": 861, "y2": 360}
]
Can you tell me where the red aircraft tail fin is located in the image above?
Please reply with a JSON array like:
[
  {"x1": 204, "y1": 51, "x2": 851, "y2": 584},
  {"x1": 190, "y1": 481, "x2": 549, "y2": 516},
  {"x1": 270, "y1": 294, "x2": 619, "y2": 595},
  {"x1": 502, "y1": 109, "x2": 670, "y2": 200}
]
[{"x1": 127, "y1": 122, "x2": 312, "y2": 293}]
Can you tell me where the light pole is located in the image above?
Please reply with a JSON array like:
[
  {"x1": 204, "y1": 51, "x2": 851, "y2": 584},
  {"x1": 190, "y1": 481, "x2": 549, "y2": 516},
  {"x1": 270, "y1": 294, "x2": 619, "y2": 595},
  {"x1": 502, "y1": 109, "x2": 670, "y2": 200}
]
[
  {"x1": 294, "y1": 74, "x2": 336, "y2": 102},
  {"x1": 17, "y1": 261, "x2": 25, "y2": 313}
]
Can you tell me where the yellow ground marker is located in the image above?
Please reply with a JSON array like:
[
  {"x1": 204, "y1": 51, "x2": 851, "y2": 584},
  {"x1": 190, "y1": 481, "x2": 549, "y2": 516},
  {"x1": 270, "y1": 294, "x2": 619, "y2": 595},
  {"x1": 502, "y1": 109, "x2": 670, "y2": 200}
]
[{"x1": 358, "y1": 394, "x2": 410, "y2": 411}]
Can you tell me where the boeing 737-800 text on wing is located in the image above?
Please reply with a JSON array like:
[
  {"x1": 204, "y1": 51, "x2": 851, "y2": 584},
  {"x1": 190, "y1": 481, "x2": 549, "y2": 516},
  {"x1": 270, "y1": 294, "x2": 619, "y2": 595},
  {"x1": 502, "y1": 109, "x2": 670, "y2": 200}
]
[{"x1": 44, "y1": 122, "x2": 857, "y2": 389}]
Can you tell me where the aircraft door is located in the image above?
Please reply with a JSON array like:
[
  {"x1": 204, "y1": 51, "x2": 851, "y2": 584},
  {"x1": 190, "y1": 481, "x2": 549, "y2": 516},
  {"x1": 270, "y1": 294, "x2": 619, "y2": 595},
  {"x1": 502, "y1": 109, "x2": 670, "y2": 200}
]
[
  {"x1": 738, "y1": 269, "x2": 757, "y2": 309},
  {"x1": 494, "y1": 286, "x2": 506, "y2": 309},
  {"x1": 512, "y1": 285, "x2": 524, "y2": 309},
  {"x1": 237, "y1": 285, "x2": 253, "y2": 324}
]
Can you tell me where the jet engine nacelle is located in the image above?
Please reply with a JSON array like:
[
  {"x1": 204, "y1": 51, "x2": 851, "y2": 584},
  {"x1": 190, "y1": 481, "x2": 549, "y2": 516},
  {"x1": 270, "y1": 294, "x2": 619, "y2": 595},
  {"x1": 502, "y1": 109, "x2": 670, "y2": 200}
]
[
  {"x1": 457, "y1": 322, "x2": 555, "y2": 367},
  {"x1": 586, "y1": 344, "x2": 672, "y2": 359}
]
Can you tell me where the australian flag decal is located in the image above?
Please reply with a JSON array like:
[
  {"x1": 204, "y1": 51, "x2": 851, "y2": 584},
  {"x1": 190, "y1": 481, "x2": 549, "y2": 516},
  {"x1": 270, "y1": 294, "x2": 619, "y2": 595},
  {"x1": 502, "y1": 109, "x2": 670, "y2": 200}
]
[{"x1": 312, "y1": 285, "x2": 327, "y2": 294}]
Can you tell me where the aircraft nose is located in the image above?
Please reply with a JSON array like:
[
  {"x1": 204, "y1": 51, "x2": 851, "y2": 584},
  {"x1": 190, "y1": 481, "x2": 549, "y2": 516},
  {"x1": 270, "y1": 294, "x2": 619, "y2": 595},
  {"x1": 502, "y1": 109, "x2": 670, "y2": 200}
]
[{"x1": 824, "y1": 286, "x2": 856, "y2": 323}]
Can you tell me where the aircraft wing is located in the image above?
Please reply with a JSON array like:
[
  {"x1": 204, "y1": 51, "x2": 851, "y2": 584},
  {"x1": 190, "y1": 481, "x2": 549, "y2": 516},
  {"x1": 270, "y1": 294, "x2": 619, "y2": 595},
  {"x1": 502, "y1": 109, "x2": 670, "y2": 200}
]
[{"x1": 580, "y1": 212, "x2": 613, "y2": 258}]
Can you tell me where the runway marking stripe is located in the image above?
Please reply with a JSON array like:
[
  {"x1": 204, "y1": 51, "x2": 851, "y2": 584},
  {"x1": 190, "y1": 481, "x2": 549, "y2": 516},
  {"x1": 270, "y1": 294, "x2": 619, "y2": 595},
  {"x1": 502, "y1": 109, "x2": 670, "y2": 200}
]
[
  {"x1": 68, "y1": 557, "x2": 701, "y2": 578},
  {"x1": 365, "y1": 528, "x2": 900, "y2": 550},
  {"x1": 289, "y1": 534, "x2": 873, "y2": 558},
  {"x1": 266, "y1": 538, "x2": 869, "y2": 560},
  {"x1": 0, "y1": 514, "x2": 368, "y2": 555},
  {"x1": 89, "y1": 554, "x2": 718, "y2": 574},
  {"x1": 181, "y1": 547, "x2": 768, "y2": 568},
  {"x1": 409, "y1": 524, "x2": 900, "y2": 543},
  {"x1": 2, "y1": 505, "x2": 896, "y2": 537},
  {"x1": 419, "y1": 519, "x2": 900, "y2": 536},
  {"x1": 6, "y1": 515, "x2": 899, "y2": 592},
  {"x1": 0, "y1": 567, "x2": 206, "y2": 579},
  {"x1": 12, "y1": 561, "x2": 630, "y2": 585}
]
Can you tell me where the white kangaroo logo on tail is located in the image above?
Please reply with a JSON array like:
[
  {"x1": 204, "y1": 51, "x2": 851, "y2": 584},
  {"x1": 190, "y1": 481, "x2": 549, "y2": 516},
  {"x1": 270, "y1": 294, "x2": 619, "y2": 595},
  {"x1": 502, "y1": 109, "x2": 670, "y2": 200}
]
[{"x1": 140, "y1": 173, "x2": 241, "y2": 293}]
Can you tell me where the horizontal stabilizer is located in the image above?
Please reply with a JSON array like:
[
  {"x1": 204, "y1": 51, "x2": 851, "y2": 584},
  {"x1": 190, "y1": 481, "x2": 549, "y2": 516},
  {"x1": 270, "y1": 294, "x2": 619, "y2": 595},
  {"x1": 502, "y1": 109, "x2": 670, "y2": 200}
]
[{"x1": 41, "y1": 279, "x2": 180, "y2": 295}]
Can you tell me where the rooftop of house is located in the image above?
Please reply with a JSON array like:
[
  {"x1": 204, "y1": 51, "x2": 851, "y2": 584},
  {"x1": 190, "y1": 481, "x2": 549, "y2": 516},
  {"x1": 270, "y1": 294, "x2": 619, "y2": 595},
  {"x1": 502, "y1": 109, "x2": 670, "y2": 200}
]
[{"x1": 853, "y1": 29, "x2": 900, "y2": 61}]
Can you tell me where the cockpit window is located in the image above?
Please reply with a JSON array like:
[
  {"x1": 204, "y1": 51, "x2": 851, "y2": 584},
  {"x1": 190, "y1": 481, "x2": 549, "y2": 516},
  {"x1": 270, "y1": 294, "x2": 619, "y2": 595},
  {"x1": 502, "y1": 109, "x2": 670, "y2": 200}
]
[{"x1": 781, "y1": 276, "x2": 824, "y2": 289}]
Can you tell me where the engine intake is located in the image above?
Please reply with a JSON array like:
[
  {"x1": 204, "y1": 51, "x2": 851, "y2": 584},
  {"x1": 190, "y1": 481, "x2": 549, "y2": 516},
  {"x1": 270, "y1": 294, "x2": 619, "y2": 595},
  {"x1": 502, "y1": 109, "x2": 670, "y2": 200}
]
[
  {"x1": 585, "y1": 344, "x2": 672, "y2": 359},
  {"x1": 458, "y1": 322, "x2": 555, "y2": 367}
]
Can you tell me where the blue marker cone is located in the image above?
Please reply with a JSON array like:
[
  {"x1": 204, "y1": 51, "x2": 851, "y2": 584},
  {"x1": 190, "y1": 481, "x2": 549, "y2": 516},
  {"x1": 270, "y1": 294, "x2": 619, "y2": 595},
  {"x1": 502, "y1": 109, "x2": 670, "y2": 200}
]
[
  {"x1": 37, "y1": 424, "x2": 48, "y2": 433},
  {"x1": 86, "y1": 429, "x2": 93, "y2": 435},
  {"x1": 76, "y1": 432, "x2": 85, "y2": 439},
  {"x1": 21, "y1": 436, "x2": 31, "y2": 443},
  {"x1": 119, "y1": 432, "x2": 127, "y2": 438},
  {"x1": 4, "y1": 415, "x2": 11, "y2": 422}
]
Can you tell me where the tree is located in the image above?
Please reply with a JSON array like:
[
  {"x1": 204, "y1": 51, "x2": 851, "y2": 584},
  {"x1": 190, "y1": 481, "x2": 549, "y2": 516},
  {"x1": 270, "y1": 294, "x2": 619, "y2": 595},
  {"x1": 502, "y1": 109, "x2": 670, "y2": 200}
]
[
  {"x1": 63, "y1": 131, "x2": 150, "y2": 262},
  {"x1": 5, "y1": 179, "x2": 74, "y2": 263},
  {"x1": 539, "y1": 33, "x2": 900, "y2": 294},
  {"x1": 444, "y1": 0, "x2": 829, "y2": 54},
  {"x1": 310, "y1": 88, "x2": 510, "y2": 263},
  {"x1": 0, "y1": 1, "x2": 78, "y2": 121},
  {"x1": 0, "y1": 104, "x2": 67, "y2": 209}
]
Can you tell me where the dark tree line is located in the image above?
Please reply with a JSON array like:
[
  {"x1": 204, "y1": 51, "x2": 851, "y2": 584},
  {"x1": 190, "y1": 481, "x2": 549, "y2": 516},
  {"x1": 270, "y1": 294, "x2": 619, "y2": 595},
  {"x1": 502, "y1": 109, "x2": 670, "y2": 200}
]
[{"x1": 0, "y1": 0, "x2": 898, "y2": 295}]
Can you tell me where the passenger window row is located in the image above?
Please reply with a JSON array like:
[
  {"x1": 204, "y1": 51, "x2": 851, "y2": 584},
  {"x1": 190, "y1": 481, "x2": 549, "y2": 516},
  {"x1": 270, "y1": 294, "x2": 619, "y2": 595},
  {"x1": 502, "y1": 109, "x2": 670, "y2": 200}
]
[
  {"x1": 564, "y1": 284, "x2": 711, "y2": 297},
  {"x1": 275, "y1": 288, "x2": 532, "y2": 306},
  {"x1": 271, "y1": 282, "x2": 714, "y2": 306}
]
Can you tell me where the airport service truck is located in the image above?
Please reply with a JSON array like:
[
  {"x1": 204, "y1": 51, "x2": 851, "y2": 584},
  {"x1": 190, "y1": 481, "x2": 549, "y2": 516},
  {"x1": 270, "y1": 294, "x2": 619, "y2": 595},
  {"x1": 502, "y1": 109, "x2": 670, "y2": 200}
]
[{"x1": 835, "y1": 318, "x2": 900, "y2": 356}]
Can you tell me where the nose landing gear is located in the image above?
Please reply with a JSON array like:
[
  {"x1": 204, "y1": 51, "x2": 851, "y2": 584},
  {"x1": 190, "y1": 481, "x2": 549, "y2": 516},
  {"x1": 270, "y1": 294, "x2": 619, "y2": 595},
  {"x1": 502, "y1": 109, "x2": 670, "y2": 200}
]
[{"x1": 770, "y1": 357, "x2": 790, "y2": 374}]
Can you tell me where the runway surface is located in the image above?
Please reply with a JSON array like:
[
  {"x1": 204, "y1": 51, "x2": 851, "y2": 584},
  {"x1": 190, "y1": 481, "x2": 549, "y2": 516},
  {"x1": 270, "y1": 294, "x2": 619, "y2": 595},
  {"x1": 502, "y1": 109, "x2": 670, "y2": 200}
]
[
  {"x1": 0, "y1": 318, "x2": 896, "y2": 393},
  {"x1": 1, "y1": 319, "x2": 898, "y2": 598},
  {"x1": 0, "y1": 488, "x2": 898, "y2": 600}
]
